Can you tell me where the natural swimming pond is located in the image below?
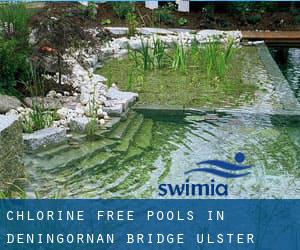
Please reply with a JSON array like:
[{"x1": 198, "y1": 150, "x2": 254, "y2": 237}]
[
  {"x1": 24, "y1": 45, "x2": 300, "y2": 199},
  {"x1": 25, "y1": 111, "x2": 300, "y2": 199}
]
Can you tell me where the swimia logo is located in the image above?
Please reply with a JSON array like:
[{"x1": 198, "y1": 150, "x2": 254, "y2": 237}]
[{"x1": 158, "y1": 152, "x2": 252, "y2": 197}]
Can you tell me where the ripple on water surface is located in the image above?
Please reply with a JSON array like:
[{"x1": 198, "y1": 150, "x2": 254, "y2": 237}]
[{"x1": 25, "y1": 112, "x2": 300, "y2": 199}]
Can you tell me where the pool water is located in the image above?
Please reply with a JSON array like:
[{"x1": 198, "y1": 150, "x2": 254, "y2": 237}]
[
  {"x1": 25, "y1": 111, "x2": 300, "y2": 199},
  {"x1": 270, "y1": 47, "x2": 300, "y2": 101}
]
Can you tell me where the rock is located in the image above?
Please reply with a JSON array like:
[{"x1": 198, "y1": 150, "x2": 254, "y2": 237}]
[
  {"x1": 47, "y1": 90, "x2": 57, "y2": 98},
  {"x1": 69, "y1": 117, "x2": 90, "y2": 132},
  {"x1": 103, "y1": 104, "x2": 123, "y2": 117},
  {"x1": 24, "y1": 97, "x2": 62, "y2": 110},
  {"x1": 99, "y1": 119, "x2": 105, "y2": 125},
  {"x1": 106, "y1": 87, "x2": 138, "y2": 110},
  {"x1": 6, "y1": 109, "x2": 18, "y2": 116},
  {"x1": 16, "y1": 107, "x2": 25, "y2": 113},
  {"x1": 104, "y1": 27, "x2": 128, "y2": 35},
  {"x1": 128, "y1": 40, "x2": 142, "y2": 50},
  {"x1": 57, "y1": 107, "x2": 69, "y2": 120},
  {"x1": 23, "y1": 127, "x2": 67, "y2": 151},
  {"x1": 0, "y1": 95, "x2": 22, "y2": 114},
  {"x1": 0, "y1": 115, "x2": 24, "y2": 192},
  {"x1": 137, "y1": 27, "x2": 176, "y2": 36}
]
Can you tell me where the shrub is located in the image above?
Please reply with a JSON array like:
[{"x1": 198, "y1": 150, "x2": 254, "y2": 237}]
[
  {"x1": 154, "y1": 4, "x2": 175, "y2": 26},
  {"x1": 294, "y1": 15, "x2": 300, "y2": 24},
  {"x1": 126, "y1": 13, "x2": 138, "y2": 37},
  {"x1": 177, "y1": 17, "x2": 188, "y2": 26},
  {"x1": 112, "y1": 2, "x2": 135, "y2": 19},
  {"x1": 0, "y1": 2, "x2": 31, "y2": 94},
  {"x1": 247, "y1": 14, "x2": 262, "y2": 25}
]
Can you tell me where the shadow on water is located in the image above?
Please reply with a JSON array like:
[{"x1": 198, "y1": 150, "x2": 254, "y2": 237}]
[{"x1": 269, "y1": 46, "x2": 300, "y2": 101}]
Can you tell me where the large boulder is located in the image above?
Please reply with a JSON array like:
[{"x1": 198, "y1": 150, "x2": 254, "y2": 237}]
[
  {"x1": 0, "y1": 115, "x2": 24, "y2": 193},
  {"x1": 0, "y1": 95, "x2": 22, "y2": 114}
]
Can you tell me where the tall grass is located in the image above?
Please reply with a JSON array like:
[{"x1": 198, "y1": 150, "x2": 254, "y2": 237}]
[
  {"x1": 153, "y1": 38, "x2": 166, "y2": 69},
  {"x1": 171, "y1": 42, "x2": 188, "y2": 73},
  {"x1": 203, "y1": 38, "x2": 235, "y2": 79},
  {"x1": 21, "y1": 64, "x2": 55, "y2": 133}
]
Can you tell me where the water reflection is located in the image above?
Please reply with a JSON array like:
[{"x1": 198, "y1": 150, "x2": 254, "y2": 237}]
[{"x1": 269, "y1": 47, "x2": 300, "y2": 101}]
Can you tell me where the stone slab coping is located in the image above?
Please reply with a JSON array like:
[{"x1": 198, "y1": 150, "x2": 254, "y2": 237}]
[
  {"x1": 23, "y1": 127, "x2": 67, "y2": 152},
  {"x1": 0, "y1": 115, "x2": 18, "y2": 133},
  {"x1": 133, "y1": 104, "x2": 300, "y2": 119}
]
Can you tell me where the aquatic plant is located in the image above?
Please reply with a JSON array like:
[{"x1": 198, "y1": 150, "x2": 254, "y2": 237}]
[
  {"x1": 140, "y1": 39, "x2": 154, "y2": 71},
  {"x1": 203, "y1": 38, "x2": 235, "y2": 79},
  {"x1": 171, "y1": 42, "x2": 188, "y2": 73},
  {"x1": 152, "y1": 38, "x2": 167, "y2": 69}
]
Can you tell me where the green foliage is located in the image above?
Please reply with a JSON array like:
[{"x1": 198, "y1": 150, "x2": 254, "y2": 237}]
[
  {"x1": 0, "y1": 2, "x2": 31, "y2": 95},
  {"x1": 101, "y1": 18, "x2": 112, "y2": 25},
  {"x1": 126, "y1": 12, "x2": 138, "y2": 37},
  {"x1": 128, "y1": 38, "x2": 168, "y2": 72},
  {"x1": 203, "y1": 38, "x2": 235, "y2": 80},
  {"x1": 171, "y1": 42, "x2": 188, "y2": 73},
  {"x1": 294, "y1": 15, "x2": 300, "y2": 24},
  {"x1": 247, "y1": 14, "x2": 262, "y2": 25},
  {"x1": 21, "y1": 65, "x2": 55, "y2": 133},
  {"x1": 112, "y1": 2, "x2": 135, "y2": 19},
  {"x1": 153, "y1": 38, "x2": 167, "y2": 69},
  {"x1": 154, "y1": 3, "x2": 176, "y2": 26},
  {"x1": 177, "y1": 17, "x2": 188, "y2": 26},
  {"x1": 85, "y1": 86, "x2": 99, "y2": 136}
]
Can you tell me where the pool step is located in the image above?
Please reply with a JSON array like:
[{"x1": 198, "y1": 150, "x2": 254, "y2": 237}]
[
  {"x1": 108, "y1": 112, "x2": 137, "y2": 140},
  {"x1": 37, "y1": 138, "x2": 118, "y2": 172},
  {"x1": 61, "y1": 152, "x2": 121, "y2": 185},
  {"x1": 36, "y1": 144, "x2": 71, "y2": 159},
  {"x1": 133, "y1": 119, "x2": 153, "y2": 150},
  {"x1": 113, "y1": 114, "x2": 144, "y2": 153}
]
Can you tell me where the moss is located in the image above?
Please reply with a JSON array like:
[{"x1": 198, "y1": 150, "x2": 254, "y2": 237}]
[{"x1": 96, "y1": 46, "x2": 258, "y2": 108}]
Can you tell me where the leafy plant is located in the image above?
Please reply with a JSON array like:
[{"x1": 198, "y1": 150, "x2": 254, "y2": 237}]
[
  {"x1": 154, "y1": 4, "x2": 175, "y2": 26},
  {"x1": 294, "y1": 15, "x2": 300, "y2": 24},
  {"x1": 177, "y1": 17, "x2": 188, "y2": 26},
  {"x1": 126, "y1": 12, "x2": 138, "y2": 37},
  {"x1": 247, "y1": 14, "x2": 262, "y2": 25},
  {"x1": 0, "y1": 2, "x2": 31, "y2": 95},
  {"x1": 112, "y1": 2, "x2": 135, "y2": 20},
  {"x1": 101, "y1": 19, "x2": 112, "y2": 25}
]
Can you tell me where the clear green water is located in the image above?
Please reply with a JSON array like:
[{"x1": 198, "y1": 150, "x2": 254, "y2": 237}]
[
  {"x1": 270, "y1": 47, "x2": 300, "y2": 101},
  {"x1": 25, "y1": 111, "x2": 300, "y2": 199}
]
